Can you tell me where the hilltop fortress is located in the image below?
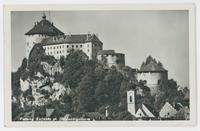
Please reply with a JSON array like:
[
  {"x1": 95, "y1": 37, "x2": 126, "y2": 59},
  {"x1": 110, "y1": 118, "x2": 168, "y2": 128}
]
[{"x1": 25, "y1": 13, "x2": 168, "y2": 96}]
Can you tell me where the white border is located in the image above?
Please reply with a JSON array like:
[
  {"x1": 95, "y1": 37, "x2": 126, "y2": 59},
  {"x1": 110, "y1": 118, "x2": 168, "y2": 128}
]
[{"x1": 3, "y1": 4, "x2": 196, "y2": 127}]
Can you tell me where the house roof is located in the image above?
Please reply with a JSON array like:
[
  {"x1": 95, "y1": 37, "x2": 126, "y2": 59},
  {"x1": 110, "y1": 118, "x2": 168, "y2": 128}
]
[
  {"x1": 25, "y1": 14, "x2": 64, "y2": 36},
  {"x1": 139, "y1": 56, "x2": 167, "y2": 72},
  {"x1": 46, "y1": 108, "x2": 55, "y2": 118},
  {"x1": 41, "y1": 34, "x2": 103, "y2": 46}
]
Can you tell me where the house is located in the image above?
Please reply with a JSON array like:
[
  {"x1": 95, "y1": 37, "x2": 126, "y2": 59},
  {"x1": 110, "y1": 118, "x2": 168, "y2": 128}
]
[
  {"x1": 135, "y1": 104, "x2": 155, "y2": 118},
  {"x1": 127, "y1": 89, "x2": 156, "y2": 119},
  {"x1": 159, "y1": 102, "x2": 177, "y2": 119},
  {"x1": 173, "y1": 106, "x2": 190, "y2": 120}
]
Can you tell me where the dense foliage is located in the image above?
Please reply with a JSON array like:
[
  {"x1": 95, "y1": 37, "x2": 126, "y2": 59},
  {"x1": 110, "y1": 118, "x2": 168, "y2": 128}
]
[{"x1": 11, "y1": 45, "x2": 189, "y2": 120}]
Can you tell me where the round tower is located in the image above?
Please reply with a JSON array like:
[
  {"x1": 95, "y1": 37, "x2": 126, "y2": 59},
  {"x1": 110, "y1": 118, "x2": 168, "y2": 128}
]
[
  {"x1": 25, "y1": 12, "x2": 64, "y2": 58},
  {"x1": 137, "y1": 56, "x2": 168, "y2": 96}
]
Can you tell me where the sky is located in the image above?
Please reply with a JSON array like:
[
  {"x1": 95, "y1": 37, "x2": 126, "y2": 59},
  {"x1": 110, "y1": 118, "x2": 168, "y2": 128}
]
[{"x1": 11, "y1": 10, "x2": 189, "y2": 87}]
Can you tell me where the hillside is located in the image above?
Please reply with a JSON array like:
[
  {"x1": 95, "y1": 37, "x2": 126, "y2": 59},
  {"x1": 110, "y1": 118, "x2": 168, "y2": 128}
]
[{"x1": 11, "y1": 44, "x2": 189, "y2": 121}]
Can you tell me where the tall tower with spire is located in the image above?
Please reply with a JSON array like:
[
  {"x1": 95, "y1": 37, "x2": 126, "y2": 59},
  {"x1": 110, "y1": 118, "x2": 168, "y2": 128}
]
[{"x1": 25, "y1": 12, "x2": 64, "y2": 58}]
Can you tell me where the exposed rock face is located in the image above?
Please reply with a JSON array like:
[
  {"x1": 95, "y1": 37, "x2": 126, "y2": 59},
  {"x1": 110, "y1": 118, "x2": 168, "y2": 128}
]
[
  {"x1": 20, "y1": 79, "x2": 30, "y2": 92},
  {"x1": 41, "y1": 62, "x2": 63, "y2": 76},
  {"x1": 50, "y1": 83, "x2": 67, "y2": 101},
  {"x1": 19, "y1": 68, "x2": 68, "y2": 107}
]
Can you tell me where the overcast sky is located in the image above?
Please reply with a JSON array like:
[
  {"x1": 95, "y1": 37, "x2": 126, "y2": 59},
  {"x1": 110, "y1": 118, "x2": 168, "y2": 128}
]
[{"x1": 11, "y1": 10, "x2": 189, "y2": 87}]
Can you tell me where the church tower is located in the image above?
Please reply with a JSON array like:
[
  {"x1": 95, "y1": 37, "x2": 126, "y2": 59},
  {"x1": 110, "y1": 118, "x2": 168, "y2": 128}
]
[
  {"x1": 25, "y1": 12, "x2": 64, "y2": 58},
  {"x1": 127, "y1": 90, "x2": 136, "y2": 115}
]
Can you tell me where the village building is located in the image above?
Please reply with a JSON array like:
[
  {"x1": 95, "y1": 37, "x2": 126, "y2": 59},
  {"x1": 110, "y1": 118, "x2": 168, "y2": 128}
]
[
  {"x1": 135, "y1": 104, "x2": 155, "y2": 119},
  {"x1": 159, "y1": 102, "x2": 177, "y2": 119},
  {"x1": 127, "y1": 89, "x2": 156, "y2": 119},
  {"x1": 25, "y1": 13, "x2": 103, "y2": 60},
  {"x1": 137, "y1": 56, "x2": 168, "y2": 96}
]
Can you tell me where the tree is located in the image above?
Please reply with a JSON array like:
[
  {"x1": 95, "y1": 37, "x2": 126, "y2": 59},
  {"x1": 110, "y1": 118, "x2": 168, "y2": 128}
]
[
  {"x1": 76, "y1": 73, "x2": 97, "y2": 112},
  {"x1": 28, "y1": 44, "x2": 56, "y2": 77},
  {"x1": 95, "y1": 68, "x2": 123, "y2": 109},
  {"x1": 62, "y1": 50, "x2": 88, "y2": 88},
  {"x1": 59, "y1": 56, "x2": 65, "y2": 68}
]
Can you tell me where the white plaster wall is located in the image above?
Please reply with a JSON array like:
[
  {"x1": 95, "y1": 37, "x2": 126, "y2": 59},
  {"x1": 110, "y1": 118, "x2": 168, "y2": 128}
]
[
  {"x1": 106, "y1": 55, "x2": 118, "y2": 67},
  {"x1": 43, "y1": 42, "x2": 93, "y2": 60},
  {"x1": 97, "y1": 54, "x2": 124, "y2": 68},
  {"x1": 137, "y1": 72, "x2": 164, "y2": 95},
  {"x1": 26, "y1": 34, "x2": 47, "y2": 58},
  {"x1": 159, "y1": 102, "x2": 177, "y2": 118},
  {"x1": 127, "y1": 90, "x2": 136, "y2": 115}
]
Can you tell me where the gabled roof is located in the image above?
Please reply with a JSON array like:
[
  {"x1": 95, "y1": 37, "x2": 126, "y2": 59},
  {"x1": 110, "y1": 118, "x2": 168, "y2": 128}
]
[
  {"x1": 41, "y1": 34, "x2": 103, "y2": 45},
  {"x1": 139, "y1": 56, "x2": 167, "y2": 72},
  {"x1": 159, "y1": 102, "x2": 177, "y2": 118},
  {"x1": 25, "y1": 14, "x2": 64, "y2": 36},
  {"x1": 46, "y1": 108, "x2": 55, "y2": 117},
  {"x1": 135, "y1": 104, "x2": 156, "y2": 118}
]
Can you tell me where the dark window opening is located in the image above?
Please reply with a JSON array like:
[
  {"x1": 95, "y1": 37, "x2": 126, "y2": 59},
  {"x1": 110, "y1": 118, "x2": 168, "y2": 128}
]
[{"x1": 130, "y1": 96, "x2": 132, "y2": 102}]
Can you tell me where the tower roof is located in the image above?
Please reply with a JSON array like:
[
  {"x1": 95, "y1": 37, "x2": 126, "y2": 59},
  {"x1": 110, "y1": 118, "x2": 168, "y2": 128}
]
[
  {"x1": 139, "y1": 56, "x2": 167, "y2": 72},
  {"x1": 25, "y1": 13, "x2": 64, "y2": 36}
]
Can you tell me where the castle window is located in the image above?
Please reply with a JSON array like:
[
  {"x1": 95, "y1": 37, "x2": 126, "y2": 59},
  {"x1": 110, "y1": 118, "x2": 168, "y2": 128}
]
[
  {"x1": 57, "y1": 46, "x2": 59, "y2": 49},
  {"x1": 27, "y1": 42, "x2": 29, "y2": 46},
  {"x1": 72, "y1": 45, "x2": 74, "y2": 48},
  {"x1": 80, "y1": 45, "x2": 82, "y2": 48},
  {"x1": 87, "y1": 44, "x2": 89, "y2": 47},
  {"x1": 57, "y1": 51, "x2": 59, "y2": 54},
  {"x1": 60, "y1": 51, "x2": 61, "y2": 53},
  {"x1": 88, "y1": 49, "x2": 90, "y2": 52},
  {"x1": 129, "y1": 96, "x2": 132, "y2": 102},
  {"x1": 76, "y1": 45, "x2": 78, "y2": 48},
  {"x1": 54, "y1": 47, "x2": 55, "y2": 49},
  {"x1": 67, "y1": 45, "x2": 69, "y2": 48},
  {"x1": 60, "y1": 46, "x2": 61, "y2": 48},
  {"x1": 158, "y1": 80, "x2": 161, "y2": 84}
]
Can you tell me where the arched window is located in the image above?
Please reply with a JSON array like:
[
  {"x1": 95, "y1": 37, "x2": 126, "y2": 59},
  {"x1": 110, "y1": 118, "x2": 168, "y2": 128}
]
[{"x1": 130, "y1": 96, "x2": 132, "y2": 102}]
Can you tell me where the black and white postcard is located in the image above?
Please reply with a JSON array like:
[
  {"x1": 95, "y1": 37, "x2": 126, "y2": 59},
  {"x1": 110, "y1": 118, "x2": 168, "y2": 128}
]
[{"x1": 4, "y1": 4, "x2": 196, "y2": 127}]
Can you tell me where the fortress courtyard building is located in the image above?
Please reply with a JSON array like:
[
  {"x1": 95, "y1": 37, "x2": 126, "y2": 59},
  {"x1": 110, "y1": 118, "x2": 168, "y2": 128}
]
[
  {"x1": 97, "y1": 50, "x2": 125, "y2": 69},
  {"x1": 25, "y1": 13, "x2": 103, "y2": 60}
]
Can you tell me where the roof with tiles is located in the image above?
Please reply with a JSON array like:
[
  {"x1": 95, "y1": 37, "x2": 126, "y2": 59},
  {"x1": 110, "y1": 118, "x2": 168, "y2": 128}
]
[
  {"x1": 25, "y1": 13, "x2": 64, "y2": 36},
  {"x1": 41, "y1": 34, "x2": 103, "y2": 46},
  {"x1": 139, "y1": 56, "x2": 167, "y2": 72}
]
